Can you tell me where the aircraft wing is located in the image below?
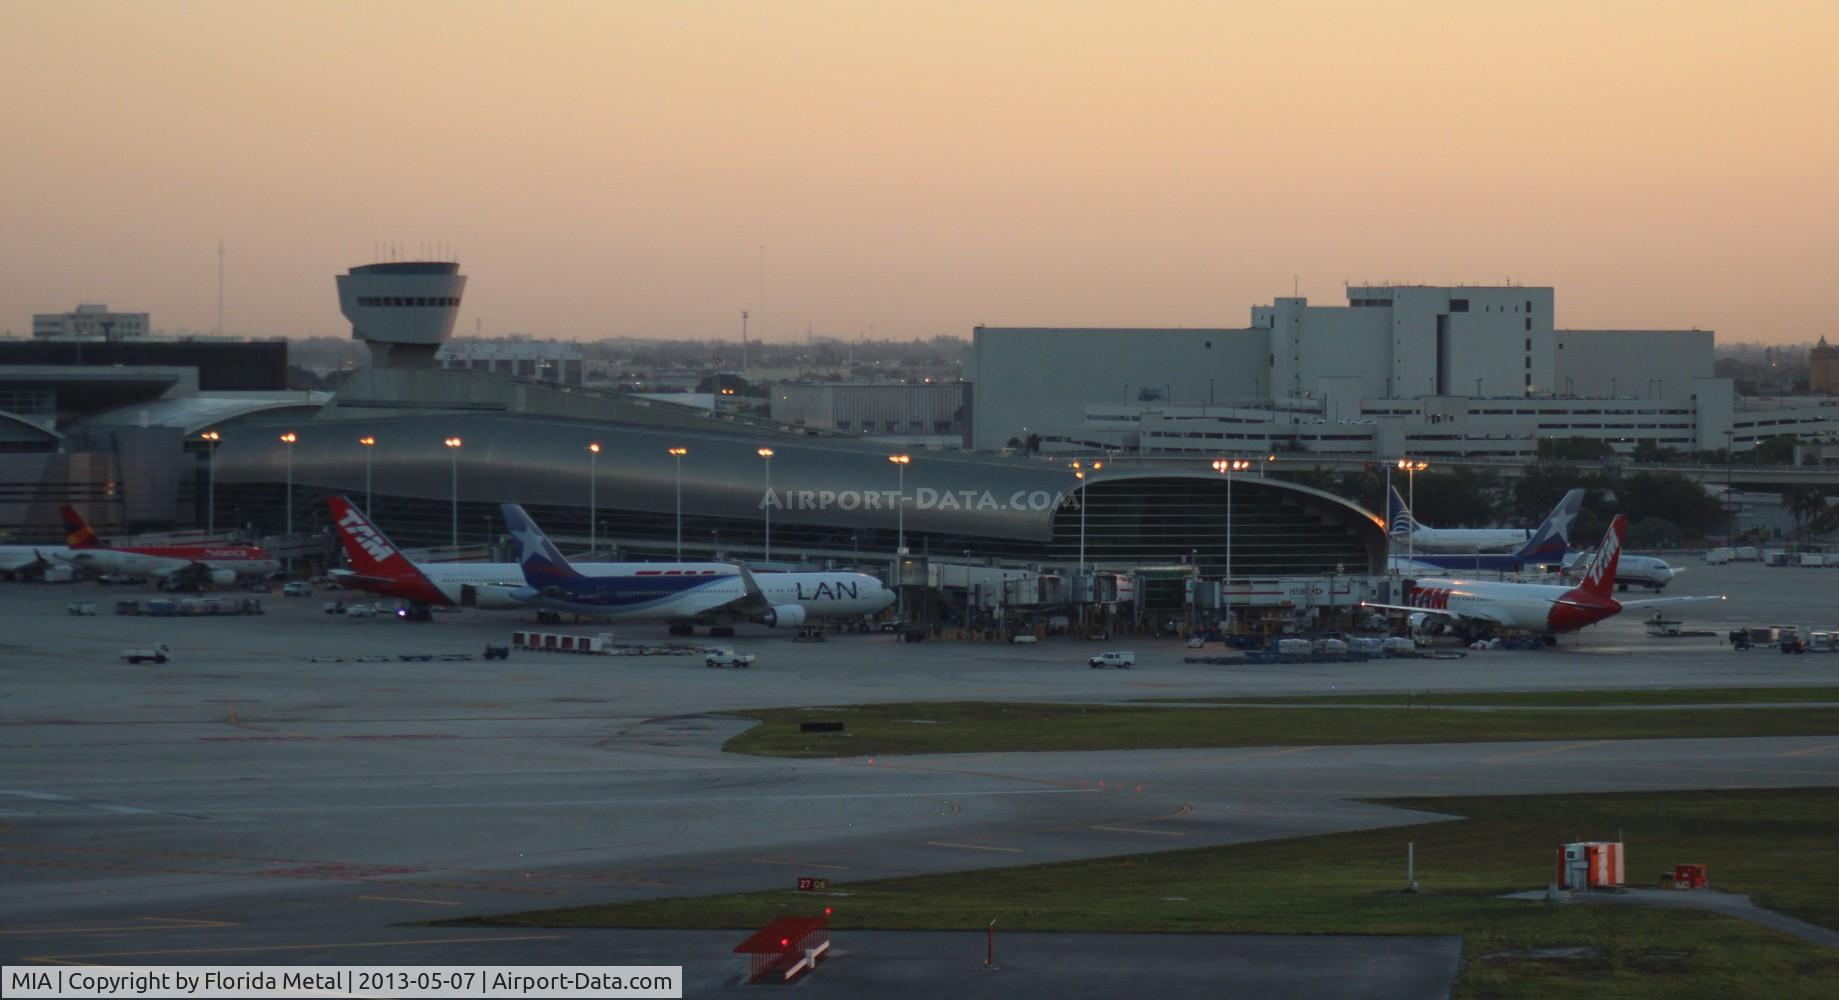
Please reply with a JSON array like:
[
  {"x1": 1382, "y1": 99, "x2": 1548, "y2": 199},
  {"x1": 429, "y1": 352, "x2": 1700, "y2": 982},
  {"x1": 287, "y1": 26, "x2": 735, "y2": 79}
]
[
  {"x1": 1619, "y1": 595, "x2": 1725, "y2": 611},
  {"x1": 0, "y1": 550, "x2": 49, "y2": 573},
  {"x1": 1358, "y1": 601, "x2": 1508, "y2": 627},
  {"x1": 328, "y1": 568, "x2": 401, "y2": 590},
  {"x1": 704, "y1": 562, "x2": 774, "y2": 617}
]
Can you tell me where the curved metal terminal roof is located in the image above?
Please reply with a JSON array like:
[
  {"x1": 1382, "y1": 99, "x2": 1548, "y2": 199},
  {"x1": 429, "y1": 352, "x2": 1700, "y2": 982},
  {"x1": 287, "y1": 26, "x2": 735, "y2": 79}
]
[{"x1": 210, "y1": 411, "x2": 1386, "y2": 571}]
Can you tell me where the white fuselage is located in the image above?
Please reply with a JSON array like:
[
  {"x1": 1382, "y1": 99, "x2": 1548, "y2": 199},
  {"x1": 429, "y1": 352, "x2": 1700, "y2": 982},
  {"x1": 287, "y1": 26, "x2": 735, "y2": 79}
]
[
  {"x1": 1396, "y1": 526, "x2": 1532, "y2": 553},
  {"x1": 381, "y1": 561, "x2": 895, "y2": 621},
  {"x1": 1406, "y1": 577, "x2": 1616, "y2": 634},
  {"x1": 1563, "y1": 551, "x2": 1675, "y2": 590},
  {"x1": 55, "y1": 548, "x2": 280, "y2": 580},
  {"x1": 0, "y1": 546, "x2": 73, "y2": 576}
]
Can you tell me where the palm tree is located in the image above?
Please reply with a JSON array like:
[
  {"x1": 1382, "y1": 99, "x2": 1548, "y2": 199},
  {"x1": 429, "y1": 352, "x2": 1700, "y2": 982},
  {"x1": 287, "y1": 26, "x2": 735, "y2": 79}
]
[{"x1": 1781, "y1": 485, "x2": 1829, "y2": 539}]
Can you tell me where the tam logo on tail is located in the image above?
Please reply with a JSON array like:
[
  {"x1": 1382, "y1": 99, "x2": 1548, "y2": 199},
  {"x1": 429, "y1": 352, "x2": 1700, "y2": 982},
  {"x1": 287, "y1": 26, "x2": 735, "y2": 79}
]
[
  {"x1": 1578, "y1": 515, "x2": 1627, "y2": 597},
  {"x1": 337, "y1": 507, "x2": 396, "y2": 564}
]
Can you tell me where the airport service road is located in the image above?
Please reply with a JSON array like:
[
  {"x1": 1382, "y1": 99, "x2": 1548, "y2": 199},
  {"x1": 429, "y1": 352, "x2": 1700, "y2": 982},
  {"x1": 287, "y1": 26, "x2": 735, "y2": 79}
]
[{"x1": 1, "y1": 566, "x2": 1837, "y2": 977}]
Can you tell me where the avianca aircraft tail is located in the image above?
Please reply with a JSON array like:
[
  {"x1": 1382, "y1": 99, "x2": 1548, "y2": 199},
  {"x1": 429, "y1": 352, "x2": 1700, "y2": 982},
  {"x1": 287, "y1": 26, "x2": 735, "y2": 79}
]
[
  {"x1": 500, "y1": 503, "x2": 582, "y2": 588},
  {"x1": 1385, "y1": 485, "x2": 1421, "y2": 538},
  {"x1": 1509, "y1": 488, "x2": 1585, "y2": 564},
  {"x1": 59, "y1": 505, "x2": 103, "y2": 549},
  {"x1": 1574, "y1": 514, "x2": 1626, "y2": 600}
]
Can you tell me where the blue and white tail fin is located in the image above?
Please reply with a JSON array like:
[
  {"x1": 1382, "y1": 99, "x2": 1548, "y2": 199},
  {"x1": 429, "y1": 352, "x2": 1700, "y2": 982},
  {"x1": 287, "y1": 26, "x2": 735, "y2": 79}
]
[
  {"x1": 1511, "y1": 487, "x2": 1586, "y2": 563},
  {"x1": 500, "y1": 504, "x2": 582, "y2": 588},
  {"x1": 1386, "y1": 484, "x2": 1420, "y2": 538}
]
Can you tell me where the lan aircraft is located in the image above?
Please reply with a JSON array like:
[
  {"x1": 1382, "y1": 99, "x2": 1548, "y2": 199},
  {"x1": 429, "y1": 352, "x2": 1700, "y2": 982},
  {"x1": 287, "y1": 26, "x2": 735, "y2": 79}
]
[
  {"x1": 501, "y1": 503, "x2": 894, "y2": 635},
  {"x1": 327, "y1": 496, "x2": 892, "y2": 634}
]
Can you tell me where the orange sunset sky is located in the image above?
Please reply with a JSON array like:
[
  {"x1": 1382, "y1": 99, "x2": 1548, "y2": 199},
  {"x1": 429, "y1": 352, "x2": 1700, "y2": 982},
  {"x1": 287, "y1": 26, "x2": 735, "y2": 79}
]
[{"x1": 2, "y1": 1, "x2": 1834, "y2": 344}]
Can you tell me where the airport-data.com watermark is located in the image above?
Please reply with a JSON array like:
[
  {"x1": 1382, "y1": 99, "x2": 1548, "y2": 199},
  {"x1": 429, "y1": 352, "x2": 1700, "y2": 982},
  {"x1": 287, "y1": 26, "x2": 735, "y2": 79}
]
[{"x1": 759, "y1": 488, "x2": 1072, "y2": 512}]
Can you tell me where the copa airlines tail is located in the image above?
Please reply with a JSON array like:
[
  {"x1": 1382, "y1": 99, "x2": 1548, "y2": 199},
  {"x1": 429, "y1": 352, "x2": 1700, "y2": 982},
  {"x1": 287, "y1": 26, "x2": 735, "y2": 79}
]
[
  {"x1": 1385, "y1": 485, "x2": 1420, "y2": 538},
  {"x1": 1387, "y1": 488, "x2": 1583, "y2": 574}
]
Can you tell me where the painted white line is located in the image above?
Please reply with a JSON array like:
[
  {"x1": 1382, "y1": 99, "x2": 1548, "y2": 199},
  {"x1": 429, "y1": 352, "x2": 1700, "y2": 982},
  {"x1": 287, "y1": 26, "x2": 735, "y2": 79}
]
[
  {"x1": 1090, "y1": 825, "x2": 1185, "y2": 838},
  {"x1": 925, "y1": 841, "x2": 1022, "y2": 854}
]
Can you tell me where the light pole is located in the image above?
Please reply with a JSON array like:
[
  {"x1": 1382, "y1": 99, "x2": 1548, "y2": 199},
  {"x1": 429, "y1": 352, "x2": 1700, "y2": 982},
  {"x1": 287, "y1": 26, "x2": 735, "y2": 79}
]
[
  {"x1": 587, "y1": 442, "x2": 600, "y2": 557},
  {"x1": 358, "y1": 435, "x2": 375, "y2": 516},
  {"x1": 668, "y1": 447, "x2": 688, "y2": 559},
  {"x1": 444, "y1": 436, "x2": 463, "y2": 550},
  {"x1": 890, "y1": 453, "x2": 912, "y2": 618},
  {"x1": 757, "y1": 447, "x2": 774, "y2": 561},
  {"x1": 199, "y1": 430, "x2": 220, "y2": 534},
  {"x1": 1213, "y1": 458, "x2": 1252, "y2": 618},
  {"x1": 888, "y1": 454, "x2": 911, "y2": 554},
  {"x1": 1723, "y1": 429, "x2": 1735, "y2": 541},
  {"x1": 1397, "y1": 459, "x2": 1428, "y2": 563},
  {"x1": 1069, "y1": 460, "x2": 1103, "y2": 573},
  {"x1": 279, "y1": 432, "x2": 296, "y2": 570}
]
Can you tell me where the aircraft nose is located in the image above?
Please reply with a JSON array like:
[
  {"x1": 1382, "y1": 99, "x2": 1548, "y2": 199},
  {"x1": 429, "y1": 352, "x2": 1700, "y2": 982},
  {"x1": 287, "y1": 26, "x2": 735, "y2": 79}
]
[{"x1": 878, "y1": 586, "x2": 897, "y2": 610}]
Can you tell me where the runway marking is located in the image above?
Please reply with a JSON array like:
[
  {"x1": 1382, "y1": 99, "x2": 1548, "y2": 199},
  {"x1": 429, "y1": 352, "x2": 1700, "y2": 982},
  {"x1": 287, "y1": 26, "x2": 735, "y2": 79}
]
[
  {"x1": 748, "y1": 858, "x2": 849, "y2": 871},
  {"x1": 1090, "y1": 825, "x2": 1185, "y2": 838},
  {"x1": 925, "y1": 841, "x2": 1022, "y2": 854},
  {"x1": 357, "y1": 895, "x2": 461, "y2": 907},
  {"x1": 1479, "y1": 740, "x2": 1613, "y2": 764},
  {"x1": 26, "y1": 934, "x2": 570, "y2": 964},
  {"x1": 0, "y1": 789, "x2": 156, "y2": 815},
  {"x1": 1781, "y1": 741, "x2": 1839, "y2": 758},
  {"x1": 0, "y1": 917, "x2": 234, "y2": 937}
]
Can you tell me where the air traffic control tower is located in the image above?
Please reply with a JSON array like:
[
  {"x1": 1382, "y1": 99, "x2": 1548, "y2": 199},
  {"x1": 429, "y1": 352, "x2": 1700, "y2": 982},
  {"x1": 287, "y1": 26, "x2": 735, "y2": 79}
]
[{"x1": 335, "y1": 261, "x2": 467, "y2": 367}]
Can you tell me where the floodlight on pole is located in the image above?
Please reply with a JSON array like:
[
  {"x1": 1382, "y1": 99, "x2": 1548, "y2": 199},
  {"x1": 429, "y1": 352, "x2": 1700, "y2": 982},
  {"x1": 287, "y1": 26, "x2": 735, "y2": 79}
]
[
  {"x1": 199, "y1": 431, "x2": 220, "y2": 534},
  {"x1": 587, "y1": 442, "x2": 601, "y2": 557},
  {"x1": 279, "y1": 432, "x2": 297, "y2": 569},
  {"x1": 668, "y1": 447, "x2": 688, "y2": 559},
  {"x1": 1212, "y1": 458, "x2": 1253, "y2": 611},
  {"x1": 358, "y1": 435, "x2": 376, "y2": 516},
  {"x1": 757, "y1": 447, "x2": 775, "y2": 561},
  {"x1": 444, "y1": 437, "x2": 464, "y2": 550}
]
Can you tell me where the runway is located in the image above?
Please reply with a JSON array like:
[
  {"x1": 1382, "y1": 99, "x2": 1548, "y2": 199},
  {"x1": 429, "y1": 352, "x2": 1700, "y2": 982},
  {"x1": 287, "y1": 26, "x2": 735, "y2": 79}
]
[{"x1": 3, "y1": 561, "x2": 1837, "y2": 994}]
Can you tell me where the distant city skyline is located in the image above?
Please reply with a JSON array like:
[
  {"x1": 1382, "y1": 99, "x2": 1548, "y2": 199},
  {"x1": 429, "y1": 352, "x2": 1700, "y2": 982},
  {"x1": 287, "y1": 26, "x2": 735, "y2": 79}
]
[{"x1": 2, "y1": 2, "x2": 1833, "y2": 345}]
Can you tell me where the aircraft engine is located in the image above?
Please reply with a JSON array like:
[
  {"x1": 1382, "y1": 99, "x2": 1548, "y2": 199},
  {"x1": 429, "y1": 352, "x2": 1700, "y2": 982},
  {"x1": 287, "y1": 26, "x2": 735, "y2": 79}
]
[
  {"x1": 210, "y1": 569, "x2": 237, "y2": 585},
  {"x1": 1407, "y1": 612, "x2": 1442, "y2": 637},
  {"x1": 756, "y1": 604, "x2": 807, "y2": 628}
]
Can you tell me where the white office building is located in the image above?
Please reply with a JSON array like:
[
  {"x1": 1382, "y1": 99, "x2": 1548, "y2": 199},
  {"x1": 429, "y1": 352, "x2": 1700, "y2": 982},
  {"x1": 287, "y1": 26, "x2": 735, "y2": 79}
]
[
  {"x1": 966, "y1": 284, "x2": 1791, "y2": 458},
  {"x1": 33, "y1": 304, "x2": 151, "y2": 341},
  {"x1": 436, "y1": 338, "x2": 584, "y2": 384}
]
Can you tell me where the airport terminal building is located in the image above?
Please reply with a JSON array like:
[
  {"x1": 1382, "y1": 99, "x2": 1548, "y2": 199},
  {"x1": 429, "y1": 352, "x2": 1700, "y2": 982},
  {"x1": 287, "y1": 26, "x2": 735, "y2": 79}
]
[{"x1": 965, "y1": 284, "x2": 1825, "y2": 459}]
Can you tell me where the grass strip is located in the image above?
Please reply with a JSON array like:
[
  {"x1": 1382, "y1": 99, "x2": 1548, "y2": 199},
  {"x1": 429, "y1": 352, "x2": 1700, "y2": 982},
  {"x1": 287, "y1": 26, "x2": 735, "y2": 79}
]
[
  {"x1": 1137, "y1": 686, "x2": 1839, "y2": 708},
  {"x1": 457, "y1": 787, "x2": 1839, "y2": 1000},
  {"x1": 715, "y1": 700, "x2": 1839, "y2": 758}
]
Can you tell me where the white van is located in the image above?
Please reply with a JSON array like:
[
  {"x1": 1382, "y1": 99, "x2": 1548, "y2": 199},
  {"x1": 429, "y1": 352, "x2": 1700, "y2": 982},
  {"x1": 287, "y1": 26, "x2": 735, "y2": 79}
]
[{"x1": 1088, "y1": 651, "x2": 1136, "y2": 669}]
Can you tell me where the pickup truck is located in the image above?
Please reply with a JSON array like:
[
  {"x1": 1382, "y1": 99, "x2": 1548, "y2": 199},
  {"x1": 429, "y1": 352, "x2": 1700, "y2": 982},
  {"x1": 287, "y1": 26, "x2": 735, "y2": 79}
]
[
  {"x1": 705, "y1": 648, "x2": 755, "y2": 669},
  {"x1": 1088, "y1": 650, "x2": 1136, "y2": 669},
  {"x1": 121, "y1": 643, "x2": 171, "y2": 665}
]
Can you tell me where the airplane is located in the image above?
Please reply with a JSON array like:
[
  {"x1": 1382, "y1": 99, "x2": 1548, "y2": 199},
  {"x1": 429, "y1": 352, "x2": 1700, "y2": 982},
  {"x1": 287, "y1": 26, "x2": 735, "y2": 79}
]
[
  {"x1": 502, "y1": 502, "x2": 895, "y2": 635},
  {"x1": 1387, "y1": 488, "x2": 1584, "y2": 576},
  {"x1": 1363, "y1": 514, "x2": 1723, "y2": 641},
  {"x1": 327, "y1": 496, "x2": 895, "y2": 634},
  {"x1": 1387, "y1": 484, "x2": 1579, "y2": 553},
  {"x1": 0, "y1": 545, "x2": 74, "y2": 580},
  {"x1": 51, "y1": 505, "x2": 279, "y2": 587},
  {"x1": 1561, "y1": 548, "x2": 1677, "y2": 591}
]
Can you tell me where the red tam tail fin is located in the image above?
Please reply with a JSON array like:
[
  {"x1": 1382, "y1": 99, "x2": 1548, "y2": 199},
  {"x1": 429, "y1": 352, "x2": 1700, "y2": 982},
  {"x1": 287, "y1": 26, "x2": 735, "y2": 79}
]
[
  {"x1": 1577, "y1": 515, "x2": 1627, "y2": 599},
  {"x1": 326, "y1": 496, "x2": 417, "y2": 579},
  {"x1": 59, "y1": 505, "x2": 102, "y2": 549}
]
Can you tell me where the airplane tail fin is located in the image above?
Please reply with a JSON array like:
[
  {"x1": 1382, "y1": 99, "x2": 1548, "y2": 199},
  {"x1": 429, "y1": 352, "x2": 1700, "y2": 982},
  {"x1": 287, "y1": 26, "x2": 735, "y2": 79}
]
[
  {"x1": 1576, "y1": 514, "x2": 1627, "y2": 599},
  {"x1": 500, "y1": 504, "x2": 581, "y2": 587},
  {"x1": 1386, "y1": 484, "x2": 1418, "y2": 538},
  {"x1": 327, "y1": 496, "x2": 422, "y2": 581},
  {"x1": 1512, "y1": 488, "x2": 1585, "y2": 563},
  {"x1": 59, "y1": 505, "x2": 102, "y2": 549}
]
